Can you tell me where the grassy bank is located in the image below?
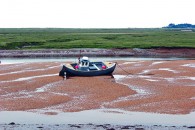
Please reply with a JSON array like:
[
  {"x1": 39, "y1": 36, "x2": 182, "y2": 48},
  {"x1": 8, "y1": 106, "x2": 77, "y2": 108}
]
[{"x1": 0, "y1": 28, "x2": 195, "y2": 49}]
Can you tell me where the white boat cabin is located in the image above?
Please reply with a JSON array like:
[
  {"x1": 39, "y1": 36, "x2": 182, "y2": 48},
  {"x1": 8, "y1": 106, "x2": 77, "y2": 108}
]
[
  {"x1": 79, "y1": 56, "x2": 89, "y2": 67},
  {"x1": 78, "y1": 56, "x2": 90, "y2": 71},
  {"x1": 75, "y1": 56, "x2": 106, "y2": 71}
]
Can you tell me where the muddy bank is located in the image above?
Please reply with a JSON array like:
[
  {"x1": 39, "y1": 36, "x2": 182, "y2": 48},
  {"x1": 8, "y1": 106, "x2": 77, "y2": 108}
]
[
  {"x1": 0, "y1": 48, "x2": 195, "y2": 58},
  {"x1": 1, "y1": 123, "x2": 194, "y2": 130},
  {"x1": 0, "y1": 60, "x2": 195, "y2": 114}
]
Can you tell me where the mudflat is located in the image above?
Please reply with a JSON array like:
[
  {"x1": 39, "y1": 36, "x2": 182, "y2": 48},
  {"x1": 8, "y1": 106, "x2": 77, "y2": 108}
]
[{"x1": 0, "y1": 60, "x2": 195, "y2": 129}]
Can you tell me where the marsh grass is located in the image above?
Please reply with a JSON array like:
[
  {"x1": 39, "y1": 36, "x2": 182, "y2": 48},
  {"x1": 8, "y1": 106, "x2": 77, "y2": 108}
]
[{"x1": 0, "y1": 28, "x2": 195, "y2": 49}]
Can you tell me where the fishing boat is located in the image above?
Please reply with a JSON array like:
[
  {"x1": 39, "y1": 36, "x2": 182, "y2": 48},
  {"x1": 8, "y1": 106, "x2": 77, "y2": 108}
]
[{"x1": 59, "y1": 56, "x2": 116, "y2": 77}]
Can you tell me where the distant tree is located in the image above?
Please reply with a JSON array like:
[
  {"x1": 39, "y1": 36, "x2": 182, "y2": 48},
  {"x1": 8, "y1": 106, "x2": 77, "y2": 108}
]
[
  {"x1": 167, "y1": 23, "x2": 176, "y2": 28},
  {"x1": 164, "y1": 23, "x2": 195, "y2": 28}
]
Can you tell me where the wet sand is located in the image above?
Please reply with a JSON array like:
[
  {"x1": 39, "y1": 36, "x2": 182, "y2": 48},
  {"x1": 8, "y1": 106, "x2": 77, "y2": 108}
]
[{"x1": 0, "y1": 60, "x2": 195, "y2": 129}]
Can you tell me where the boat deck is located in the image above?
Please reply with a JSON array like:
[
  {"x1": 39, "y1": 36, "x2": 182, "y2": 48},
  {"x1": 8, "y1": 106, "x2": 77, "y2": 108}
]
[
  {"x1": 67, "y1": 62, "x2": 115, "y2": 71},
  {"x1": 104, "y1": 62, "x2": 114, "y2": 68}
]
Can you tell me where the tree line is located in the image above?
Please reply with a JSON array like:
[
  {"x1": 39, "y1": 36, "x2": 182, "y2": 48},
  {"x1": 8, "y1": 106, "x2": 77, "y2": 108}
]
[{"x1": 164, "y1": 23, "x2": 195, "y2": 28}]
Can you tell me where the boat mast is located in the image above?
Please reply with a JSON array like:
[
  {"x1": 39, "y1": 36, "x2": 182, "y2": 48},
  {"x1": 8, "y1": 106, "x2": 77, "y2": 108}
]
[{"x1": 78, "y1": 49, "x2": 81, "y2": 64}]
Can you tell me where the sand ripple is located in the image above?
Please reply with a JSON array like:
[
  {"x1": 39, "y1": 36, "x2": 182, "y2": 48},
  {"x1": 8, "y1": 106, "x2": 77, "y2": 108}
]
[{"x1": 0, "y1": 60, "x2": 195, "y2": 114}]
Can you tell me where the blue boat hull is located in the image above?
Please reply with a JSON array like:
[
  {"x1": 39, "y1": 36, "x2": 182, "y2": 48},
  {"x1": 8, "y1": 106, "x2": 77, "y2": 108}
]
[{"x1": 59, "y1": 62, "x2": 116, "y2": 77}]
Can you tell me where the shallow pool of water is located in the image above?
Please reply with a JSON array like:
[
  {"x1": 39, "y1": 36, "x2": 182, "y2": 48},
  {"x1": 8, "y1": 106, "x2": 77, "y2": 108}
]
[
  {"x1": 0, "y1": 109, "x2": 195, "y2": 126},
  {"x1": 0, "y1": 57, "x2": 192, "y2": 64}
]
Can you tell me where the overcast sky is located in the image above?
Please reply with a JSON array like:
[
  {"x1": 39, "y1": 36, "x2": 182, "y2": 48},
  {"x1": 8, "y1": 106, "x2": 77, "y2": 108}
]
[{"x1": 0, "y1": 0, "x2": 194, "y2": 28}]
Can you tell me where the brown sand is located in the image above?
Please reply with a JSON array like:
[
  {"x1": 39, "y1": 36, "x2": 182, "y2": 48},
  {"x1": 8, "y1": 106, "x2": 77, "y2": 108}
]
[{"x1": 0, "y1": 60, "x2": 195, "y2": 114}]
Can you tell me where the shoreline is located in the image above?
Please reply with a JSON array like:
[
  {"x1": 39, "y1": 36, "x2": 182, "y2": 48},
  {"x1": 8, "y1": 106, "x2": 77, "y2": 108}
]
[
  {"x1": 1, "y1": 109, "x2": 195, "y2": 130},
  {"x1": 1, "y1": 123, "x2": 194, "y2": 130},
  {"x1": 1, "y1": 48, "x2": 195, "y2": 58},
  {"x1": 1, "y1": 109, "x2": 195, "y2": 125}
]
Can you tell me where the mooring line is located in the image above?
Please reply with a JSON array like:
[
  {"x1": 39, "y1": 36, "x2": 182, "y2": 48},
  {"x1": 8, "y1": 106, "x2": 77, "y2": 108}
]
[
  {"x1": 115, "y1": 62, "x2": 134, "y2": 78},
  {"x1": 115, "y1": 62, "x2": 154, "y2": 78}
]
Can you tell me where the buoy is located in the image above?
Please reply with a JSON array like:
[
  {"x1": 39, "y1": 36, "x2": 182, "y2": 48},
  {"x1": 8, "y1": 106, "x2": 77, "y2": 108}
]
[
  {"x1": 75, "y1": 65, "x2": 79, "y2": 69},
  {"x1": 102, "y1": 65, "x2": 106, "y2": 69}
]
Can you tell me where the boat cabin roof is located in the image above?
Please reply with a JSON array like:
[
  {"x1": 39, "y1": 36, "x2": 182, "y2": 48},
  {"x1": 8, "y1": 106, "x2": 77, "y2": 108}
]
[
  {"x1": 79, "y1": 56, "x2": 90, "y2": 67},
  {"x1": 81, "y1": 56, "x2": 89, "y2": 62}
]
